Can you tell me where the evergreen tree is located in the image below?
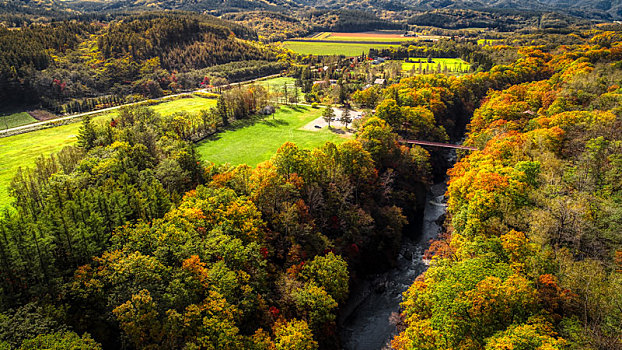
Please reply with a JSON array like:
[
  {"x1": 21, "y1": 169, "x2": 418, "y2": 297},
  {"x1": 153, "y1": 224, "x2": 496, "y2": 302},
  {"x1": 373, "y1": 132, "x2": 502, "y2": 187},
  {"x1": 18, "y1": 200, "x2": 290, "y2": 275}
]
[
  {"x1": 283, "y1": 82, "x2": 289, "y2": 105},
  {"x1": 217, "y1": 95, "x2": 229, "y2": 126},
  {"x1": 77, "y1": 115, "x2": 96, "y2": 150},
  {"x1": 338, "y1": 80, "x2": 347, "y2": 105},
  {"x1": 293, "y1": 86, "x2": 300, "y2": 105},
  {"x1": 340, "y1": 108, "x2": 352, "y2": 129},
  {"x1": 322, "y1": 105, "x2": 336, "y2": 128}
]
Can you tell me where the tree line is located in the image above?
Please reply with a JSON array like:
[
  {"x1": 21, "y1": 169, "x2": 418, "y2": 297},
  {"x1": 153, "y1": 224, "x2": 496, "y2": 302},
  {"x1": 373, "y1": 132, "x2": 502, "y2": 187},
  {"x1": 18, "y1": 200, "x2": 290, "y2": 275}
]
[
  {"x1": 0, "y1": 77, "x2": 437, "y2": 348},
  {"x1": 0, "y1": 13, "x2": 279, "y2": 113},
  {"x1": 393, "y1": 30, "x2": 622, "y2": 350}
]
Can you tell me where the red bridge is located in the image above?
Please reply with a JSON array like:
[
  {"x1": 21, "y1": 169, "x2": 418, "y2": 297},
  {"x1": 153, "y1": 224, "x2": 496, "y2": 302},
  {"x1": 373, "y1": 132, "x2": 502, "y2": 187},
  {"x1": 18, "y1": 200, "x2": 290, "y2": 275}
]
[{"x1": 400, "y1": 139, "x2": 478, "y2": 151}]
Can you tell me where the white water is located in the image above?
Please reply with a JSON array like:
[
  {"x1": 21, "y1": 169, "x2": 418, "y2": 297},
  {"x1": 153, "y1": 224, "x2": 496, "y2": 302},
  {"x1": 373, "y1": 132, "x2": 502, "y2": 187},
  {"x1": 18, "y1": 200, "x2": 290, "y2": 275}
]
[{"x1": 339, "y1": 182, "x2": 447, "y2": 350}]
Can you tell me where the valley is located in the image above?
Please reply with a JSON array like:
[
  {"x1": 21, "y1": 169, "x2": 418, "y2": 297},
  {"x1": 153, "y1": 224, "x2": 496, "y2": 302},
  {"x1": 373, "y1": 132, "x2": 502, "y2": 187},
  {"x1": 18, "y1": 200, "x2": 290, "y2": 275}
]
[{"x1": 0, "y1": 2, "x2": 620, "y2": 350}]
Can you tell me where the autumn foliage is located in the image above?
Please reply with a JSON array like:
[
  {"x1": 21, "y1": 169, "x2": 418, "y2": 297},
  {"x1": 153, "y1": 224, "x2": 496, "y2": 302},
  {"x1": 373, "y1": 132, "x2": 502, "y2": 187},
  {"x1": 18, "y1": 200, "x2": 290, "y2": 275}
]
[{"x1": 394, "y1": 35, "x2": 622, "y2": 350}]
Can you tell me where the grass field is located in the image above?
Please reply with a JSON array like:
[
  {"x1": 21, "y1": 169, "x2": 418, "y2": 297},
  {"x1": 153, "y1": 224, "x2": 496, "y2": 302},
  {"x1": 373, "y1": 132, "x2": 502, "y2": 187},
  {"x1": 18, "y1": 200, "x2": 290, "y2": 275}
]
[
  {"x1": 149, "y1": 96, "x2": 217, "y2": 115},
  {"x1": 281, "y1": 41, "x2": 399, "y2": 56},
  {"x1": 256, "y1": 77, "x2": 298, "y2": 93},
  {"x1": 256, "y1": 77, "x2": 304, "y2": 102},
  {"x1": 196, "y1": 105, "x2": 347, "y2": 167},
  {"x1": 308, "y1": 31, "x2": 410, "y2": 43},
  {"x1": 401, "y1": 58, "x2": 471, "y2": 74},
  {"x1": 0, "y1": 111, "x2": 37, "y2": 130},
  {"x1": 0, "y1": 96, "x2": 216, "y2": 206}
]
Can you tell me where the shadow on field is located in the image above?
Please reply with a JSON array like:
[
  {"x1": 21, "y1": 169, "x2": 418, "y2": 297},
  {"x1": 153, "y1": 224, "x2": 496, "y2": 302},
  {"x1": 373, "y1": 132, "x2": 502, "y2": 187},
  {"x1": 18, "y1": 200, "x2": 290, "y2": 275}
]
[
  {"x1": 330, "y1": 127, "x2": 346, "y2": 135},
  {"x1": 261, "y1": 119, "x2": 288, "y2": 127},
  {"x1": 289, "y1": 105, "x2": 305, "y2": 112},
  {"x1": 201, "y1": 113, "x2": 290, "y2": 143},
  {"x1": 199, "y1": 105, "x2": 308, "y2": 143}
]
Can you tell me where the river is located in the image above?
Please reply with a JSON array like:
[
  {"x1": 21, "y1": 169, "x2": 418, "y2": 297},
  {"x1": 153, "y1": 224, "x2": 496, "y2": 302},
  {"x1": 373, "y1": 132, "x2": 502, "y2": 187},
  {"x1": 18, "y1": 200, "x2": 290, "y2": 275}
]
[{"x1": 339, "y1": 181, "x2": 448, "y2": 349}]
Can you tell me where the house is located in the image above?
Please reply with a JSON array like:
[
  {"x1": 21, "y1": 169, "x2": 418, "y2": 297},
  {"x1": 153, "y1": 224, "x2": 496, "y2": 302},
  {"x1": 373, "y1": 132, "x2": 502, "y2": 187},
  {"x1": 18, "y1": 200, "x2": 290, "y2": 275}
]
[{"x1": 372, "y1": 57, "x2": 386, "y2": 65}]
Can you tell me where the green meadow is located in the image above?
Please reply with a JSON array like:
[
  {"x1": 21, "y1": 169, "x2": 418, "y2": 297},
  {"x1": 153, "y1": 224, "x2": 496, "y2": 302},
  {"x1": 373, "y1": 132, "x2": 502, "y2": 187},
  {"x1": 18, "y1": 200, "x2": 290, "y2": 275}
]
[
  {"x1": 310, "y1": 32, "x2": 409, "y2": 42},
  {"x1": 197, "y1": 105, "x2": 347, "y2": 167},
  {"x1": 256, "y1": 76, "x2": 296, "y2": 90},
  {"x1": 401, "y1": 58, "x2": 471, "y2": 74},
  {"x1": 281, "y1": 41, "x2": 399, "y2": 56},
  {"x1": 255, "y1": 76, "x2": 305, "y2": 102},
  {"x1": 0, "y1": 111, "x2": 37, "y2": 130},
  {"x1": 256, "y1": 76, "x2": 299, "y2": 94},
  {"x1": 0, "y1": 96, "x2": 216, "y2": 206}
]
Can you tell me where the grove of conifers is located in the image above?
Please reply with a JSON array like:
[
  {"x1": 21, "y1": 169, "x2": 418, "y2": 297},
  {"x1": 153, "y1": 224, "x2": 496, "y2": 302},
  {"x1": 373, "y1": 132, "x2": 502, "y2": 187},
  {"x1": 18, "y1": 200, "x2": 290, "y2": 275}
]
[{"x1": 0, "y1": 11, "x2": 621, "y2": 350}]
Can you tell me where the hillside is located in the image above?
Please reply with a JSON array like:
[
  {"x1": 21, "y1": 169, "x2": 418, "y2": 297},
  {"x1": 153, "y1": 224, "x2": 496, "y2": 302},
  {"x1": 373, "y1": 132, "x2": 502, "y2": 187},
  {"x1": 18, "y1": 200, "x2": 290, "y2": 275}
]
[
  {"x1": 86, "y1": 0, "x2": 622, "y2": 20},
  {"x1": 3, "y1": 0, "x2": 620, "y2": 22},
  {"x1": 1, "y1": 0, "x2": 622, "y2": 348},
  {"x1": 0, "y1": 0, "x2": 622, "y2": 346},
  {"x1": 406, "y1": 0, "x2": 620, "y2": 20},
  {"x1": 0, "y1": 12, "x2": 281, "y2": 111},
  {"x1": 407, "y1": 8, "x2": 592, "y2": 30}
]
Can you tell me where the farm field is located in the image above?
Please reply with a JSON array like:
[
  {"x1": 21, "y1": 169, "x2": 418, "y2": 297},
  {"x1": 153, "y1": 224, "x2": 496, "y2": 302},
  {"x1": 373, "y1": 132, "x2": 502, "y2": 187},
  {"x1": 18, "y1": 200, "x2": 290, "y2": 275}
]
[
  {"x1": 150, "y1": 95, "x2": 217, "y2": 115},
  {"x1": 401, "y1": 58, "x2": 471, "y2": 74},
  {"x1": 308, "y1": 31, "x2": 411, "y2": 42},
  {"x1": 281, "y1": 41, "x2": 399, "y2": 56},
  {"x1": 0, "y1": 96, "x2": 216, "y2": 206},
  {"x1": 197, "y1": 105, "x2": 347, "y2": 167},
  {"x1": 0, "y1": 110, "x2": 37, "y2": 130}
]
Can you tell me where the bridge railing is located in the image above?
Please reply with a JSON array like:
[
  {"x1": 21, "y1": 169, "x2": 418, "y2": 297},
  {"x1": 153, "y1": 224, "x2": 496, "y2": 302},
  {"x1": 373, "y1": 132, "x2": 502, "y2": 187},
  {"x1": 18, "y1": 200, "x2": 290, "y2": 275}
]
[{"x1": 399, "y1": 139, "x2": 478, "y2": 151}]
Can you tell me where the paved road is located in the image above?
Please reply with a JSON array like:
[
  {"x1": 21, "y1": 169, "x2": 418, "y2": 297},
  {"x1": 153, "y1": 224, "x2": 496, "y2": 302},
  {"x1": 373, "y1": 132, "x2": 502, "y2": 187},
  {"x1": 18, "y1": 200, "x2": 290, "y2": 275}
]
[{"x1": 0, "y1": 74, "x2": 283, "y2": 136}]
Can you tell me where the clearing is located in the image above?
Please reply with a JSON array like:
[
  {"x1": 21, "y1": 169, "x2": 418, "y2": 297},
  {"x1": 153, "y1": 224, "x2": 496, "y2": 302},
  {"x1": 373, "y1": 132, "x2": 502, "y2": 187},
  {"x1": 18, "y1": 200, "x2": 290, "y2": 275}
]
[
  {"x1": 0, "y1": 110, "x2": 37, "y2": 130},
  {"x1": 281, "y1": 41, "x2": 399, "y2": 56},
  {"x1": 0, "y1": 96, "x2": 216, "y2": 206},
  {"x1": 303, "y1": 31, "x2": 445, "y2": 43},
  {"x1": 256, "y1": 76, "x2": 296, "y2": 90},
  {"x1": 255, "y1": 76, "x2": 304, "y2": 101},
  {"x1": 196, "y1": 105, "x2": 349, "y2": 167},
  {"x1": 401, "y1": 58, "x2": 471, "y2": 74},
  {"x1": 309, "y1": 31, "x2": 410, "y2": 43}
]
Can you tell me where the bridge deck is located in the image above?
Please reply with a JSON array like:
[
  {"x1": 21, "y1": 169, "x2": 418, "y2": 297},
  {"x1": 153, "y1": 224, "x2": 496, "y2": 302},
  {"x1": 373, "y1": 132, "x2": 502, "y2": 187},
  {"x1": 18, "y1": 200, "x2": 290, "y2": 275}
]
[{"x1": 400, "y1": 139, "x2": 478, "y2": 151}]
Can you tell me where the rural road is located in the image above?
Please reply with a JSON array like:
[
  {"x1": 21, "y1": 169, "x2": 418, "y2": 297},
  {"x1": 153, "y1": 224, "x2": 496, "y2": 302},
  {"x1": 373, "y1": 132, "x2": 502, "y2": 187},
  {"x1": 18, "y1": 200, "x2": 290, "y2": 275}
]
[{"x1": 0, "y1": 73, "x2": 283, "y2": 136}]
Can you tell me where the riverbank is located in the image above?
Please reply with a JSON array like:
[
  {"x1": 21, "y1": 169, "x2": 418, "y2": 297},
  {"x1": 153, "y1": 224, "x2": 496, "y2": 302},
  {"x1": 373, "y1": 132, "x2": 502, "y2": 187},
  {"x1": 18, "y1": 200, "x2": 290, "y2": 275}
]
[{"x1": 339, "y1": 181, "x2": 448, "y2": 349}]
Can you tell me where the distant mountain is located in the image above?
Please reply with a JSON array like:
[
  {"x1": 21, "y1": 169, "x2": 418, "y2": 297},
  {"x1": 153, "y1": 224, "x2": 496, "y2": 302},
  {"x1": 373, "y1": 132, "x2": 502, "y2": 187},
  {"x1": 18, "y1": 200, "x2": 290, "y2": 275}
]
[
  {"x1": 2, "y1": 0, "x2": 620, "y2": 23},
  {"x1": 0, "y1": 0, "x2": 72, "y2": 24},
  {"x1": 62, "y1": 0, "x2": 298, "y2": 13},
  {"x1": 405, "y1": 0, "x2": 620, "y2": 20}
]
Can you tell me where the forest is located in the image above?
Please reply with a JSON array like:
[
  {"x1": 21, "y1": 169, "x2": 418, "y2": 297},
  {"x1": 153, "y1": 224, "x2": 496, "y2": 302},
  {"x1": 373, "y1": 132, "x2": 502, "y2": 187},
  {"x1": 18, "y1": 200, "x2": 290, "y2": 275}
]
[
  {"x1": 0, "y1": 12, "x2": 278, "y2": 112},
  {"x1": 392, "y1": 32, "x2": 622, "y2": 350},
  {"x1": 407, "y1": 9, "x2": 591, "y2": 31},
  {"x1": 0, "y1": 1, "x2": 622, "y2": 349}
]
